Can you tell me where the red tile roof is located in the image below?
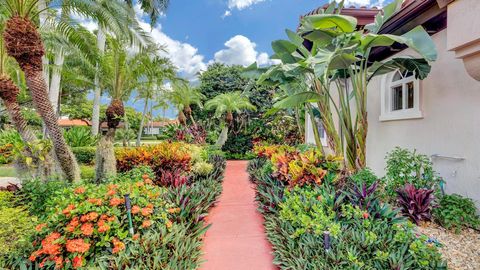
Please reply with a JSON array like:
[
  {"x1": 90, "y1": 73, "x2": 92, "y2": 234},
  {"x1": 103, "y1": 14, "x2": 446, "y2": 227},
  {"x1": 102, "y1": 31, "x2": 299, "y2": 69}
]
[{"x1": 58, "y1": 119, "x2": 90, "y2": 127}]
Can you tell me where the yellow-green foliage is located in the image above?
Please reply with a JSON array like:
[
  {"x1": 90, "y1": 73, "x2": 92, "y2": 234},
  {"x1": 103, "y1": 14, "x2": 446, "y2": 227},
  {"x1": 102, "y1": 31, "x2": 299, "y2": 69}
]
[
  {"x1": 192, "y1": 161, "x2": 214, "y2": 176},
  {"x1": 0, "y1": 192, "x2": 36, "y2": 257}
]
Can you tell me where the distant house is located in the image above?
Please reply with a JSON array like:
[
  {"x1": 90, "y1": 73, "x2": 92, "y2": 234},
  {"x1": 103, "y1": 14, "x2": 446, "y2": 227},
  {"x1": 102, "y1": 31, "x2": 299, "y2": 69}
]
[
  {"x1": 57, "y1": 117, "x2": 125, "y2": 133},
  {"x1": 143, "y1": 120, "x2": 179, "y2": 136},
  {"x1": 304, "y1": 0, "x2": 480, "y2": 207}
]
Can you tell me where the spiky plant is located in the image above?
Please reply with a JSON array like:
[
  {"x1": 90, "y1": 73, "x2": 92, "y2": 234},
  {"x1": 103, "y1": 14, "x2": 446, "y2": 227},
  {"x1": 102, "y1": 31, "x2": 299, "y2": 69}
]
[{"x1": 396, "y1": 184, "x2": 435, "y2": 225}]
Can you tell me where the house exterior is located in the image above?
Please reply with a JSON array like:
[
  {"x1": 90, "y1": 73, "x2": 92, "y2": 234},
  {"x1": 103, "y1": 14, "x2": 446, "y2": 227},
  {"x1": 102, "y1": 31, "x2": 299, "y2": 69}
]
[
  {"x1": 305, "y1": 0, "x2": 480, "y2": 207},
  {"x1": 142, "y1": 120, "x2": 179, "y2": 136}
]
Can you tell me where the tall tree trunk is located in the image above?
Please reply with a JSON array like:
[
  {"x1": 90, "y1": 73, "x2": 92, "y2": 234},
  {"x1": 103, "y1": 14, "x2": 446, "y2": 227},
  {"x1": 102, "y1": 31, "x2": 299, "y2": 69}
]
[
  {"x1": 136, "y1": 97, "x2": 148, "y2": 147},
  {"x1": 95, "y1": 128, "x2": 116, "y2": 182},
  {"x1": 49, "y1": 48, "x2": 64, "y2": 115},
  {"x1": 3, "y1": 16, "x2": 80, "y2": 182},
  {"x1": 215, "y1": 124, "x2": 228, "y2": 148},
  {"x1": 91, "y1": 27, "x2": 106, "y2": 135},
  {"x1": 0, "y1": 75, "x2": 56, "y2": 179}
]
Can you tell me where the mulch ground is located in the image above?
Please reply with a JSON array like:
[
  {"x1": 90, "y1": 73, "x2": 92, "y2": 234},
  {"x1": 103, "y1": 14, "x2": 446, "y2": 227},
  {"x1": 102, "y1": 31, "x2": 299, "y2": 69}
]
[{"x1": 417, "y1": 223, "x2": 480, "y2": 270}]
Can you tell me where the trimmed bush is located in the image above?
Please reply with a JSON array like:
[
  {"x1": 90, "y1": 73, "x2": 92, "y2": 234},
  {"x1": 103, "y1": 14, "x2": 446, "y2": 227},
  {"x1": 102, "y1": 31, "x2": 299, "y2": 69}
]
[{"x1": 72, "y1": 147, "x2": 96, "y2": 165}]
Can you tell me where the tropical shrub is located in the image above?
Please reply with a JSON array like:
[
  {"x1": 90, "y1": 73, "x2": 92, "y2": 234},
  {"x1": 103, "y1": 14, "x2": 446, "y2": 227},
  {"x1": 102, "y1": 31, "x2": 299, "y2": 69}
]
[
  {"x1": 64, "y1": 127, "x2": 98, "y2": 147},
  {"x1": 71, "y1": 147, "x2": 96, "y2": 165},
  {"x1": 0, "y1": 129, "x2": 22, "y2": 164},
  {"x1": 192, "y1": 161, "x2": 214, "y2": 176},
  {"x1": 396, "y1": 184, "x2": 435, "y2": 225},
  {"x1": 27, "y1": 168, "x2": 175, "y2": 269},
  {"x1": 116, "y1": 142, "x2": 192, "y2": 178},
  {"x1": 16, "y1": 179, "x2": 70, "y2": 218},
  {"x1": 349, "y1": 168, "x2": 378, "y2": 187},
  {"x1": 433, "y1": 194, "x2": 480, "y2": 233},
  {"x1": 384, "y1": 147, "x2": 442, "y2": 201},
  {"x1": 0, "y1": 191, "x2": 36, "y2": 261}
]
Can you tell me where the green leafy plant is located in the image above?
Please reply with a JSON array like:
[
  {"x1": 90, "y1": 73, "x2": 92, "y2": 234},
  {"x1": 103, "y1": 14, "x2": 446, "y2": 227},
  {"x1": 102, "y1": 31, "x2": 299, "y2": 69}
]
[
  {"x1": 350, "y1": 168, "x2": 378, "y2": 187},
  {"x1": 384, "y1": 147, "x2": 442, "y2": 201},
  {"x1": 433, "y1": 194, "x2": 480, "y2": 233},
  {"x1": 64, "y1": 127, "x2": 98, "y2": 147},
  {"x1": 72, "y1": 147, "x2": 97, "y2": 164}
]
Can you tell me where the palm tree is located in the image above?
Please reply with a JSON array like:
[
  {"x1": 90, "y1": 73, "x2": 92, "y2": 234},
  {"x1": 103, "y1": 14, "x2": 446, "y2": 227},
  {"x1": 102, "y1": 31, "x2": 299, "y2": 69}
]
[
  {"x1": 167, "y1": 81, "x2": 205, "y2": 126},
  {"x1": 95, "y1": 36, "x2": 153, "y2": 180},
  {"x1": 2, "y1": 0, "x2": 80, "y2": 181},
  {"x1": 91, "y1": 0, "x2": 170, "y2": 136},
  {"x1": 204, "y1": 91, "x2": 256, "y2": 147},
  {"x1": 135, "y1": 56, "x2": 174, "y2": 146}
]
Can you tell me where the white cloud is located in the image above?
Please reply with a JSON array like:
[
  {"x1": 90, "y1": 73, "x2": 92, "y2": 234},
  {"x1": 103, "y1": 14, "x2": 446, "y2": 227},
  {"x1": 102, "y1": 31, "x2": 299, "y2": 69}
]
[
  {"x1": 227, "y1": 0, "x2": 266, "y2": 10},
  {"x1": 222, "y1": 10, "x2": 232, "y2": 18},
  {"x1": 213, "y1": 35, "x2": 279, "y2": 67}
]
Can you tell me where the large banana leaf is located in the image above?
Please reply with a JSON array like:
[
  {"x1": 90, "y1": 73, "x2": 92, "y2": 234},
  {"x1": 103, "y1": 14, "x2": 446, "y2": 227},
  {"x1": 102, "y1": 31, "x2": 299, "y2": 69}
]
[
  {"x1": 300, "y1": 14, "x2": 358, "y2": 33},
  {"x1": 361, "y1": 26, "x2": 437, "y2": 61},
  {"x1": 365, "y1": 0, "x2": 403, "y2": 34},
  {"x1": 271, "y1": 39, "x2": 299, "y2": 64},
  {"x1": 367, "y1": 57, "x2": 431, "y2": 81},
  {"x1": 273, "y1": 91, "x2": 322, "y2": 109}
]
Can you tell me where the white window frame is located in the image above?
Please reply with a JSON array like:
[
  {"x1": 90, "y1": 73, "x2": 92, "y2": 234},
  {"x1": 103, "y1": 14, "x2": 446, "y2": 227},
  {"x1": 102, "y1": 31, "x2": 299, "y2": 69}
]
[{"x1": 380, "y1": 70, "x2": 423, "y2": 121}]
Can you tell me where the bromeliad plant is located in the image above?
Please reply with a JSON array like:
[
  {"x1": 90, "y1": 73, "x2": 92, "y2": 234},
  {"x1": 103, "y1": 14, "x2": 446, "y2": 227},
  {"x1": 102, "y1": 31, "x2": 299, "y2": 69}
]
[
  {"x1": 396, "y1": 184, "x2": 435, "y2": 225},
  {"x1": 254, "y1": 0, "x2": 437, "y2": 171}
]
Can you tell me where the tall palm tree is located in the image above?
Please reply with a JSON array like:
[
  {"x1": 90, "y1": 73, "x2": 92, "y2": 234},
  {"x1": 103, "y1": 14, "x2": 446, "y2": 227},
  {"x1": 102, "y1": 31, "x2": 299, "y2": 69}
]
[
  {"x1": 204, "y1": 91, "x2": 256, "y2": 147},
  {"x1": 95, "y1": 36, "x2": 153, "y2": 180},
  {"x1": 135, "y1": 56, "x2": 175, "y2": 146},
  {"x1": 91, "y1": 0, "x2": 170, "y2": 136},
  {"x1": 2, "y1": 0, "x2": 80, "y2": 181},
  {"x1": 167, "y1": 81, "x2": 205, "y2": 126}
]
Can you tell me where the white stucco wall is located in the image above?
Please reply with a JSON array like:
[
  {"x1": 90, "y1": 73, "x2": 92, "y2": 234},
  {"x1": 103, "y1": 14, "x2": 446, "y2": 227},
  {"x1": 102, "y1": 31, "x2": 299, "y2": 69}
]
[
  {"x1": 367, "y1": 30, "x2": 480, "y2": 207},
  {"x1": 306, "y1": 29, "x2": 480, "y2": 207}
]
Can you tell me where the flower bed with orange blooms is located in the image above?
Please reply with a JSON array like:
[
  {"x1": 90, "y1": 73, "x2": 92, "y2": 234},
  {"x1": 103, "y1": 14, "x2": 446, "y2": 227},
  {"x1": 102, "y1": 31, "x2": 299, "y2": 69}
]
[{"x1": 28, "y1": 167, "x2": 177, "y2": 269}]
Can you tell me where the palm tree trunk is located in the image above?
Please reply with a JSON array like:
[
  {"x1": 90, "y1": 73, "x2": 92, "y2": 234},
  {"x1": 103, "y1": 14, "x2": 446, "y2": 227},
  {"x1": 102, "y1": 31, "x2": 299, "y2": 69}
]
[
  {"x1": 48, "y1": 48, "x2": 64, "y2": 115},
  {"x1": 91, "y1": 26, "x2": 106, "y2": 136},
  {"x1": 215, "y1": 125, "x2": 228, "y2": 148},
  {"x1": 3, "y1": 16, "x2": 80, "y2": 182},
  {"x1": 136, "y1": 97, "x2": 148, "y2": 147},
  {"x1": 95, "y1": 128, "x2": 116, "y2": 182}
]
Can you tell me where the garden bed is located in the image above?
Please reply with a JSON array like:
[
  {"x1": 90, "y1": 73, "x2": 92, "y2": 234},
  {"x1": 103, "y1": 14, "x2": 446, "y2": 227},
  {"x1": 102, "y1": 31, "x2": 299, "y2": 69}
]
[{"x1": 0, "y1": 142, "x2": 226, "y2": 269}]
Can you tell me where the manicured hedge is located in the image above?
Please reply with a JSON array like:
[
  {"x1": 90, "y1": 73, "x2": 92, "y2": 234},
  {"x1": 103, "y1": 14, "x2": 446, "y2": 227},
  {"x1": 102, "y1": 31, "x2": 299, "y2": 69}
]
[{"x1": 72, "y1": 147, "x2": 96, "y2": 165}]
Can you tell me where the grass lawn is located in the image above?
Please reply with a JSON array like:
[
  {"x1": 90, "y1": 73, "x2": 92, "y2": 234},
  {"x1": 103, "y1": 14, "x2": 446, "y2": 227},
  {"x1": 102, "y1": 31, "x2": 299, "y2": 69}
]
[{"x1": 0, "y1": 164, "x2": 16, "y2": 177}]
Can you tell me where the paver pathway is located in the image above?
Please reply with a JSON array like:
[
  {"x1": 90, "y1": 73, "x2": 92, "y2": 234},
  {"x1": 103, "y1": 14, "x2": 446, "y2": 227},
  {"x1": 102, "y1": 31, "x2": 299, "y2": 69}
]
[{"x1": 200, "y1": 160, "x2": 276, "y2": 270}]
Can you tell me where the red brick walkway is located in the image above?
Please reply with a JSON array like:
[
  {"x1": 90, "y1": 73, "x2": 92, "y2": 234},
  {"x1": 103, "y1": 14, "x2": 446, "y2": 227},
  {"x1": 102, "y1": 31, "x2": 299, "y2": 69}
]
[{"x1": 200, "y1": 160, "x2": 276, "y2": 270}]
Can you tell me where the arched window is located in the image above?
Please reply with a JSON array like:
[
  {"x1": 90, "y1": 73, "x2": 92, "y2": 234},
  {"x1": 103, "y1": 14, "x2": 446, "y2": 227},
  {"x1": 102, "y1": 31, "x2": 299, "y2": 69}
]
[{"x1": 380, "y1": 70, "x2": 422, "y2": 121}]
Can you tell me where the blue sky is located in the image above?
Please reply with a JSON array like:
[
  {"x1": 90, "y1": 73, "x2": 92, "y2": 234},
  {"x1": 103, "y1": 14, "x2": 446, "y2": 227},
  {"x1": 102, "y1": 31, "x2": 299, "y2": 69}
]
[{"x1": 89, "y1": 0, "x2": 386, "y2": 119}]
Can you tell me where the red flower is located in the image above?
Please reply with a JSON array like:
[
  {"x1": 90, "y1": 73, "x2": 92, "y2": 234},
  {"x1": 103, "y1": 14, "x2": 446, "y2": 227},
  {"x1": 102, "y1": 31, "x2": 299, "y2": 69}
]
[
  {"x1": 72, "y1": 256, "x2": 83, "y2": 269},
  {"x1": 112, "y1": 238, "x2": 126, "y2": 254},
  {"x1": 81, "y1": 223, "x2": 94, "y2": 236},
  {"x1": 62, "y1": 204, "x2": 75, "y2": 215},
  {"x1": 142, "y1": 174, "x2": 149, "y2": 180},
  {"x1": 66, "y1": 239, "x2": 90, "y2": 253},
  {"x1": 29, "y1": 250, "x2": 40, "y2": 262},
  {"x1": 97, "y1": 220, "x2": 110, "y2": 233},
  {"x1": 74, "y1": 187, "x2": 86, "y2": 194},
  {"x1": 142, "y1": 220, "x2": 152, "y2": 228},
  {"x1": 141, "y1": 207, "x2": 153, "y2": 217},
  {"x1": 107, "y1": 189, "x2": 116, "y2": 196},
  {"x1": 363, "y1": 212, "x2": 369, "y2": 219},
  {"x1": 35, "y1": 223, "x2": 47, "y2": 232},
  {"x1": 133, "y1": 233, "x2": 140, "y2": 240},
  {"x1": 110, "y1": 197, "x2": 124, "y2": 207},
  {"x1": 54, "y1": 256, "x2": 63, "y2": 269},
  {"x1": 86, "y1": 212, "x2": 99, "y2": 221},
  {"x1": 131, "y1": 205, "x2": 140, "y2": 214}
]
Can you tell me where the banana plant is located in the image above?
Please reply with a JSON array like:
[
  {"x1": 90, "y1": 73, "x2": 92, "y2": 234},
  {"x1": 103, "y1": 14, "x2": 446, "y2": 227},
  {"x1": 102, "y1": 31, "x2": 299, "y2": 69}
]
[{"x1": 255, "y1": 0, "x2": 437, "y2": 172}]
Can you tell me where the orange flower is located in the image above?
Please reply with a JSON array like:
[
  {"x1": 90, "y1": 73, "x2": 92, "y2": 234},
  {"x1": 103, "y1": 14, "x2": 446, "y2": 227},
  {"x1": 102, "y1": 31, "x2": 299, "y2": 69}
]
[
  {"x1": 97, "y1": 219, "x2": 110, "y2": 233},
  {"x1": 66, "y1": 239, "x2": 90, "y2": 253},
  {"x1": 141, "y1": 207, "x2": 153, "y2": 217},
  {"x1": 112, "y1": 238, "x2": 126, "y2": 254},
  {"x1": 54, "y1": 256, "x2": 63, "y2": 269},
  {"x1": 167, "y1": 207, "x2": 181, "y2": 214},
  {"x1": 107, "y1": 216, "x2": 115, "y2": 222},
  {"x1": 29, "y1": 250, "x2": 40, "y2": 262},
  {"x1": 86, "y1": 212, "x2": 99, "y2": 221},
  {"x1": 142, "y1": 174, "x2": 149, "y2": 179},
  {"x1": 62, "y1": 204, "x2": 75, "y2": 215},
  {"x1": 135, "y1": 181, "x2": 145, "y2": 187},
  {"x1": 35, "y1": 223, "x2": 47, "y2": 232},
  {"x1": 74, "y1": 187, "x2": 86, "y2": 194},
  {"x1": 131, "y1": 205, "x2": 140, "y2": 214},
  {"x1": 41, "y1": 242, "x2": 61, "y2": 256},
  {"x1": 108, "y1": 184, "x2": 118, "y2": 190},
  {"x1": 72, "y1": 256, "x2": 83, "y2": 269},
  {"x1": 142, "y1": 220, "x2": 152, "y2": 228},
  {"x1": 81, "y1": 223, "x2": 94, "y2": 236},
  {"x1": 363, "y1": 212, "x2": 369, "y2": 219},
  {"x1": 87, "y1": 198, "x2": 102, "y2": 206},
  {"x1": 110, "y1": 197, "x2": 124, "y2": 207},
  {"x1": 133, "y1": 233, "x2": 140, "y2": 240},
  {"x1": 107, "y1": 189, "x2": 116, "y2": 196},
  {"x1": 144, "y1": 178, "x2": 153, "y2": 185},
  {"x1": 80, "y1": 215, "x2": 89, "y2": 223},
  {"x1": 166, "y1": 220, "x2": 173, "y2": 229}
]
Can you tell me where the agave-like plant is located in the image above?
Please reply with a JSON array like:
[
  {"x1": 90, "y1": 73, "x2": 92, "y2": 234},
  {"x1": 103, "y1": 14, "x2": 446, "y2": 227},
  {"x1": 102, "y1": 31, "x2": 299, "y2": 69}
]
[{"x1": 396, "y1": 184, "x2": 435, "y2": 225}]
